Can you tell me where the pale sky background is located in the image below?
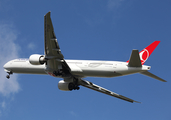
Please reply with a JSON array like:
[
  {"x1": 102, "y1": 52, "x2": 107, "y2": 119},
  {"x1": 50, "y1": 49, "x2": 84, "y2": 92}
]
[{"x1": 0, "y1": 0, "x2": 170, "y2": 120}]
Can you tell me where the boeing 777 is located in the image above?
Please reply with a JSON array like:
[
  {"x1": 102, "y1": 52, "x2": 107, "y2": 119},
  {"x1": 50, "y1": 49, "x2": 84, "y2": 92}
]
[{"x1": 3, "y1": 12, "x2": 166, "y2": 103}]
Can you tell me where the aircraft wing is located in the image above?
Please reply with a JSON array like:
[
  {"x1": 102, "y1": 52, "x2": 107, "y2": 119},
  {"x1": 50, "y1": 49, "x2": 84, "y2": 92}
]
[
  {"x1": 79, "y1": 79, "x2": 140, "y2": 103},
  {"x1": 44, "y1": 12, "x2": 71, "y2": 73}
]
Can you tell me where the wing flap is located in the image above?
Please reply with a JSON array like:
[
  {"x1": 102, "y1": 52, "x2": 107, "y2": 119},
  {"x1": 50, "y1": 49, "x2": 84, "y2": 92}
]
[{"x1": 79, "y1": 79, "x2": 140, "y2": 103}]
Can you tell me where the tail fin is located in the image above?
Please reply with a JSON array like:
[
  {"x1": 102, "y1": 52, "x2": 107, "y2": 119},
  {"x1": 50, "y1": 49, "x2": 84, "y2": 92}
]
[
  {"x1": 139, "y1": 41, "x2": 160, "y2": 65},
  {"x1": 127, "y1": 41, "x2": 160, "y2": 65}
]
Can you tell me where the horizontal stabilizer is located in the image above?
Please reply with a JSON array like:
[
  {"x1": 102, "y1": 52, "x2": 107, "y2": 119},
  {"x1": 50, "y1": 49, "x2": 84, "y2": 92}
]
[
  {"x1": 128, "y1": 50, "x2": 142, "y2": 67},
  {"x1": 140, "y1": 71, "x2": 166, "y2": 82}
]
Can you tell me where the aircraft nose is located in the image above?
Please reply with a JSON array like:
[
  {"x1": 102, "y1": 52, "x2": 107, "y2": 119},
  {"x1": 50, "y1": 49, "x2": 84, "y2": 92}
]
[{"x1": 3, "y1": 61, "x2": 11, "y2": 70}]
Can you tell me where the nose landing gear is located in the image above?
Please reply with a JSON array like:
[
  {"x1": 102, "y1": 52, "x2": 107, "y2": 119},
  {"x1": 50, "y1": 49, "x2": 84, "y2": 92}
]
[{"x1": 6, "y1": 71, "x2": 13, "y2": 79}]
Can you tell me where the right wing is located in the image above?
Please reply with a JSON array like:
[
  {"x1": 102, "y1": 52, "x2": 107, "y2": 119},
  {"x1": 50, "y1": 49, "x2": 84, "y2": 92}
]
[
  {"x1": 44, "y1": 12, "x2": 71, "y2": 75},
  {"x1": 79, "y1": 79, "x2": 140, "y2": 103},
  {"x1": 44, "y1": 12, "x2": 63, "y2": 59}
]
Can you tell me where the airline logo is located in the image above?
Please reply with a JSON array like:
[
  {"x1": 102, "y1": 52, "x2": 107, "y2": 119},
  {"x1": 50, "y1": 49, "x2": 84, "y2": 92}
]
[
  {"x1": 140, "y1": 41, "x2": 160, "y2": 65},
  {"x1": 139, "y1": 49, "x2": 149, "y2": 64}
]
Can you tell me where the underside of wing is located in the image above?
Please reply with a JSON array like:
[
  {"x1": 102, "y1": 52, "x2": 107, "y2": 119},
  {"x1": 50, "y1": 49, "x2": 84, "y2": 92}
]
[
  {"x1": 79, "y1": 79, "x2": 140, "y2": 103},
  {"x1": 44, "y1": 12, "x2": 71, "y2": 75},
  {"x1": 44, "y1": 11, "x2": 63, "y2": 59}
]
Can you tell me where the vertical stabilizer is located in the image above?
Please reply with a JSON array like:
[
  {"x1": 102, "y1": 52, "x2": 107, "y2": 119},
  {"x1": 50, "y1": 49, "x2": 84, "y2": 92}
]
[
  {"x1": 127, "y1": 41, "x2": 160, "y2": 65},
  {"x1": 139, "y1": 41, "x2": 160, "y2": 65}
]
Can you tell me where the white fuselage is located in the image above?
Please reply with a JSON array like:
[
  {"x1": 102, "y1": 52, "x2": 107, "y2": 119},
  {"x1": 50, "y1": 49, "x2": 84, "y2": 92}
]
[{"x1": 3, "y1": 59, "x2": 150, "y2": 78}]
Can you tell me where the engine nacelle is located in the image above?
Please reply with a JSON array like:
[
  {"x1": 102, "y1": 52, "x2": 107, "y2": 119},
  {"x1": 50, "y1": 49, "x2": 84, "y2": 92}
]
[
  {"x1": 29, "y1": 54, "x2": 46, "y2": 65},
  {"x1": 58, "y1": 80, "x2": 80, "y2": 91},
  {"x1": 58, "y1": 80, "x2": 71, "y2": 91}
]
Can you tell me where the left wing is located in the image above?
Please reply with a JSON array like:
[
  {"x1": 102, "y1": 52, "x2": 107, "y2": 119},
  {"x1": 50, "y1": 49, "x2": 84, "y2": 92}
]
[{"x1": 79, "y1": 79, "x2": 140, "y2": 103}]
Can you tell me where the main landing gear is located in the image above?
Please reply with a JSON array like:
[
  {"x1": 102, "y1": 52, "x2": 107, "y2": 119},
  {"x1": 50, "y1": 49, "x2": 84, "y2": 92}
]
[
  {"x1": 68, "y1": 78, "x2": 80, "y2": 91},
  {"x1": 6, "y1": 71, "x2": 13, "y2": 79},
  {"x1": 68, "y1": 82, "x2": 80, "y2": 91},
  {"x1": 53, "y1": 70, "x2": 63, "y2": 76}
]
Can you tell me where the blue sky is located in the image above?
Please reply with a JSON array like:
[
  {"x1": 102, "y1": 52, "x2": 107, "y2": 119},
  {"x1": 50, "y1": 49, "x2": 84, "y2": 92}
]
[{"x1": 0, "y1": 0, "x2": 170, "y2": 119}]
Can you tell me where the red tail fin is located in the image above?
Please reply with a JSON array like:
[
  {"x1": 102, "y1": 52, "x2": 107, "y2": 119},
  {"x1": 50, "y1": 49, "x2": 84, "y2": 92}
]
[
  {"x1": 139, "y1": 41, "x2": 160, "y2": 65},
  {"x1": 127, "y1": 41, "x2": 160, "y2": 65}
]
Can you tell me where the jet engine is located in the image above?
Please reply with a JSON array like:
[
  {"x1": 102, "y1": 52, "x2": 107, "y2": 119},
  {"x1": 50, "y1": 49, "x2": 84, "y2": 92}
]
[
  {"x1": 29, "y1": 54, "x2": 46, "y2": 65},
  {"x1": 58, "y1": 80, "x2": 80, "y2": 91}
]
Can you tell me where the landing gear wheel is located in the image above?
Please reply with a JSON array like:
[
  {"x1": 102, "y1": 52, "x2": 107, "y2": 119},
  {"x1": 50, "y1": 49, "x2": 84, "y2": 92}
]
[
  {"x1": 77, "y1": 87, "x2": 80, "y2": 90},
  {"x1": 6, "y1": 75, "x2": 10, "y2": 79},
  {"x1": 68, "y1": 82, "x2": 80, "y2": 91},
  {"x1": 68, "y1": 83, "x2": 75, "y2": 91},
  {"x1": 6, "y1": 71, "x2": 13, "y2": 79}
]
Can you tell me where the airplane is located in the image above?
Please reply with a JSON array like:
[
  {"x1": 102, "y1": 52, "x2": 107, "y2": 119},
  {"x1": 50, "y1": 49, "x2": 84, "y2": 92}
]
[{"x1": 3, "y1": 12, "x2": 166, "y2": 103}]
